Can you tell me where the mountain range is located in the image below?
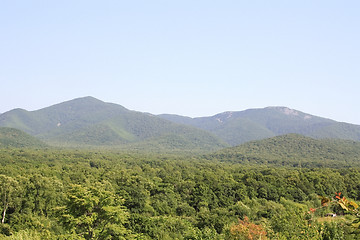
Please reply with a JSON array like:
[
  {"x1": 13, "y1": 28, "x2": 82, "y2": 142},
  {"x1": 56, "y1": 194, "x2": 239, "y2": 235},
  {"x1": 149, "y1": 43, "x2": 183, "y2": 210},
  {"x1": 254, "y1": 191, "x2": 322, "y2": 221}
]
[{"x1": 0, "y1": 96, "x2": 359, "y2": 152}]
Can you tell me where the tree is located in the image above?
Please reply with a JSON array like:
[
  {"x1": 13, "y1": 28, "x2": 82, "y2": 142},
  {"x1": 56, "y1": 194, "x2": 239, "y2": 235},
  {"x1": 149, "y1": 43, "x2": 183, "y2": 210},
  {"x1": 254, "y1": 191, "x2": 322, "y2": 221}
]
[
  {"x1": 21, "y1": 174, "x2": 63, "y2": 217},
  {"x1": 58, "y1": 182, "x2": 133, "y2": 239},
  {"x1": 229, "y1": 216, "x2": 268, "y2": 240},
  {"x1": 0, "y1": 175, "x2": 19, "y2": 224}
]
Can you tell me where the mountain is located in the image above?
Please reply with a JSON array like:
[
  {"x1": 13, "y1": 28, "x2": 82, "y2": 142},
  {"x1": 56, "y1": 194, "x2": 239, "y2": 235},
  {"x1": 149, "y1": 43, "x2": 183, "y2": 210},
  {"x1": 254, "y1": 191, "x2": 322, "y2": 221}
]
[
  {"x1": 207, "y1": 134, "x2": 360, "y2": 168},
  {"x1": 0, "y1": 97, "x2": 227, "y2": 152},
  {"x1": 159, "y1": 107, "x2": 360, "y2": 145},
  {"x1": 2, "y1": 98, "x2": 359, "y2": 151},
  {"x1": 0, "y1": 127, "x2": 47, "y2": 148}
]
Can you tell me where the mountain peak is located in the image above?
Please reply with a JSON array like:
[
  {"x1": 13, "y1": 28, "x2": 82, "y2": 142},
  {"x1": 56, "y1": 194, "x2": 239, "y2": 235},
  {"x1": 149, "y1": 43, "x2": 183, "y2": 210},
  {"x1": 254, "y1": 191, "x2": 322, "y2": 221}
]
[
  {"x1": 214, "y1": 111, "x2": 234, "y2": 122},
  {"x1": 267, "y1": 106, "x2": 310, "y2": 118},
  {"x1": 279, "y1": 107, "x2": 299, "y2": 116},
  {"x1": 268, "y1": 106, "x2": 316, "y2": 120},
  {"x1": 75, "y1": 96, "x2": 103, "y2": 102},
  {"x1": 38, "y1": 96, "x2": 127, "y2": 113},
  {"x1": 56, "y1": 96, "x2": 105, "y2": 106}
]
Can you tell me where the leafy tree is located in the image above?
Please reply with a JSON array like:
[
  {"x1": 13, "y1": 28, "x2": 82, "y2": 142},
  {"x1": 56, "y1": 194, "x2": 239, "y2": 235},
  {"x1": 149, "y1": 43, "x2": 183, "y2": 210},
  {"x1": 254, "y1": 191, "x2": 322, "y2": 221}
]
[
  {"x1": 21, "y1": 174, "x2": 63, "y2": 216},
  {"x1": 0, "y1": 175, "x2": 19, "y2": 224},
  {"x1": 228, "y1": 216, "x2": 268, "y2": 240},
  {"x1": 58, "y1": 182, "x2": 133, "y2": 239}
]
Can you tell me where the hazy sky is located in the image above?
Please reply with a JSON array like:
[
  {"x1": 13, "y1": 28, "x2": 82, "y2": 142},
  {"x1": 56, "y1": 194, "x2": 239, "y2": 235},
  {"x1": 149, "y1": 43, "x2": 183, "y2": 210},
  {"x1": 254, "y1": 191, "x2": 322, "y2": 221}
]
[{"x1": 1, "y1": 1, "x2": 359, "y2": 124}]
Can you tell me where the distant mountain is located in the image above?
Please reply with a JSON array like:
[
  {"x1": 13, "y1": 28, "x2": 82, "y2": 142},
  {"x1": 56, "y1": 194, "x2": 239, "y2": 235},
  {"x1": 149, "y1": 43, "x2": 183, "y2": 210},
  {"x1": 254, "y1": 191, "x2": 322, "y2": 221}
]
[
  {"x1": 207, "y1": 134, "x2": 360, "y2": 168},
  {"x1": 0, "y1": 127, "x2": 47, "y2": 148},
  {"x1": 159, "y1": 107, "x2": 360, "y2": 145},
  {"x1": 2, "y1": 98, "x2": 359, "y2": 151},
  {"x1": 0, "y1": 97, "x2": 227, "y2": 152}
]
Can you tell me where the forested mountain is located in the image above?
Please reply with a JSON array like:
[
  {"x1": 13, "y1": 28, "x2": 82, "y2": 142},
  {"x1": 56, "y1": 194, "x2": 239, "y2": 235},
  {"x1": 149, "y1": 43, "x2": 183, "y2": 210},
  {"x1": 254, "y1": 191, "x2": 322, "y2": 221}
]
[
  {"x1": 0, "y1": 97, "x2": 226, "y2": 151},
  {"x1": 0, "y1": 127, "x2": 47, "y2": 148},
  {"x1": 1, "y1": 97, "x2": 360, "y2": 151},
  {"x1": 160, "y1": 107, "x2": 360, "y2": 145},
  {"x1": 208, "y1": 134, "x2": 360, "y2": 168}
]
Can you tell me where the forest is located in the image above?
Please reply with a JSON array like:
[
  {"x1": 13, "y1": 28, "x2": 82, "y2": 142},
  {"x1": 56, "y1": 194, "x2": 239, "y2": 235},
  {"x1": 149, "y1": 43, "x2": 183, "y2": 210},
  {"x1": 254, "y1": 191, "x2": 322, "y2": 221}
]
[{"x1": 1, "y1": 148, "x2": 360, "y2": 239}]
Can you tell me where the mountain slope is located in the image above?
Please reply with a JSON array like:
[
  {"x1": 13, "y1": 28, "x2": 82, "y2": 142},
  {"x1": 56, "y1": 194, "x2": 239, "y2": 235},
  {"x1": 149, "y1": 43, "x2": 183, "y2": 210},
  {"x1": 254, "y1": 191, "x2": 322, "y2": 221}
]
[
  {"x1": 0, "y1": 127, "x2": 47, "y2": 148},
  {"x1": 207, "y1": 134, "x2": 360, "y2": 168},
  {"x1": 159, "y1": 107, "x2": 360, "y2": 145},
  {"x1": 0, "y1": 97, "x2": 227, "y2": 151}
]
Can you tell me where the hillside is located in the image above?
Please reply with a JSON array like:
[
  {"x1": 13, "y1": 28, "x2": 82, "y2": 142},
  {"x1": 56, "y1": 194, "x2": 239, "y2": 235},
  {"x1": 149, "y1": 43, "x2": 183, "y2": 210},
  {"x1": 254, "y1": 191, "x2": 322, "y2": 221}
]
[
  {"x1": 160, "y1": 107, "x2": 360, "y2": 145},
  {"x1": 0, "y1": 127, "x2": 47, "y2": 148},
  {"x1": 207, "y1": 134, "x2": 360, "y2": 168},
  {"x1": 0, "y1": 97, "x2": 227, "y2": 152}
]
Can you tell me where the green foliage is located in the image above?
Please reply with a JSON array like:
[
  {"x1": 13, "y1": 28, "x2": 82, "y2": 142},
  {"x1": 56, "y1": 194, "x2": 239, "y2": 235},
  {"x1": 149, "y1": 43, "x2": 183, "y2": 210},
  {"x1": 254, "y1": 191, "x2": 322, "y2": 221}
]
[
  {"x1": 0, "y1": 175, "x2": 20, "y2": 224},
  {"x1": 209, "y1": 134, "x2": 360, "y2": 168},
  {"x1": 0, "y1": 148, "x2": 359, "y2": 239},
  {"x1": 0, "y1": 127, "x2": 47, "y2": 148},
  {"x1": 58, "y1": 182, "x2": 132, "y2": 239},
  {"x1": 321, "y1": 221, "x2": 345, "y2": 240},
  {"x1": 1, "y1": 229, "x2": 42, "y2": 240}
]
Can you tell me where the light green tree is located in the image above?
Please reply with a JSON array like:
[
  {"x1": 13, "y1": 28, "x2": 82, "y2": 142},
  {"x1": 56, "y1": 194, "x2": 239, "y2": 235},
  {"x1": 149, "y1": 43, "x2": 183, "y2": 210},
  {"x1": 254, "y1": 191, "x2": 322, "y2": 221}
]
[
  {"x1": 58, "y1": 182, "x2": 133, "y2": 239},
  {"x1": 0, "y1": 175, "x2": 19, "y2": 224}
]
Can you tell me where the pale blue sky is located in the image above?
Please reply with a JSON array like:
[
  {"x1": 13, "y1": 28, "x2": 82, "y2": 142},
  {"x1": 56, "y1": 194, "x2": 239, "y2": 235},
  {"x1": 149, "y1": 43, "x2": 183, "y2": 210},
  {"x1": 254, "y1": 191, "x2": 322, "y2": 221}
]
[{"x1": 1, "y1": 1, "x2": 359, "y2": 124}]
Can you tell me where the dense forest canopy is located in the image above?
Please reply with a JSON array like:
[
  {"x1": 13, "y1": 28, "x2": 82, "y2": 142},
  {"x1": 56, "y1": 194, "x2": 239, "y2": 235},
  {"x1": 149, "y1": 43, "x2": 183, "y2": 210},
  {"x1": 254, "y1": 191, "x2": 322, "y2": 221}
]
[
  {"x1": 209, "y1": 134, "x2": 360, "y2": 168},
  {"x1": 1, "y1": 148, "x2": 360, "y2": 239}
]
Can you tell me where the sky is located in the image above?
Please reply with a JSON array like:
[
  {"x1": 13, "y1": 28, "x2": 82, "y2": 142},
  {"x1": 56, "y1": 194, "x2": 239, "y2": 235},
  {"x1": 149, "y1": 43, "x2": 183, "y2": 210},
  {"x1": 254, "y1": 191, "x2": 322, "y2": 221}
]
[{"x1": 1, "y1": 1, "x2": 360, "y2": 124}]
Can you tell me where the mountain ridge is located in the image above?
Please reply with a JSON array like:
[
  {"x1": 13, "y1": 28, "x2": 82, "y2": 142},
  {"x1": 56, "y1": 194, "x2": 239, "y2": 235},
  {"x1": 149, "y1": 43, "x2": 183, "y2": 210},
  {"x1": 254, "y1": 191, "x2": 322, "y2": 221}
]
[
  {"x1": 0, "y1": 97, "x2": 227, "y2": 152},
  {"x1": 159, "y1": 106, "x2": 360, "y2": 145},
  {"x1": 0, "y1": 97, "x2": 359, "y2": 150}
]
